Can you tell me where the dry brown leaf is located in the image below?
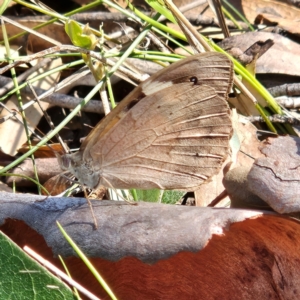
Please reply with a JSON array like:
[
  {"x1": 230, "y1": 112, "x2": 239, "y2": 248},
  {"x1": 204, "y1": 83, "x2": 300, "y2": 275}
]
[
  {"x1": 42, "y1": 172, "x2": 73, "y2": 196},
  {"x1": 240, "y1": 0, "x2": 300, "y2": 23},
  {"x1": 219, "y1": 32, "x2": 300, "y2": 77},
  {"x1": 6, "y1": 158, "x2": 61, "y2": 187},
  {"x1": 255, "y1": 13, "x2": 300, "y2": 35},
  {"x1": 224, "y1": 165, "x2": 272, "y2": 209},
  {"x1": 0, "y1": 181, "x2": 13, "y2": 193},
  {"x1": 0, "y1": 23, "x2": 68, "y2": 52},
  {"x1": 0, "y1": 56, "x2": 61, "y2": 156},
  {"x1": 194, "y1": 157, "x2": 231, "y2": 207}
]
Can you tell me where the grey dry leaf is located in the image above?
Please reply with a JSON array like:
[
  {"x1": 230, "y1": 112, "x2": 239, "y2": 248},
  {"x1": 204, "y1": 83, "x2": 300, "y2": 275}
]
[
  {"x1": 0, "y1": 191, "x2": 265, "y2": 262},
  {"x1": 248, "y1": 135, "x2": 300, "y2": 214}
]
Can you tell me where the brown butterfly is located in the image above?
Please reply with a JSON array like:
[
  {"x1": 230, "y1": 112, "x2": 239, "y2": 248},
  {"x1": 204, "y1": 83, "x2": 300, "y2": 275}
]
[{"x1": 59, "y1": 52, "x2": 234, "y2": 191}]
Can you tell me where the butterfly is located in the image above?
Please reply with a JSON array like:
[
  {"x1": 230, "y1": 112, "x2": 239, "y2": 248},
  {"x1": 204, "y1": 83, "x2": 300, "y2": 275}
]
[{"x1": 59, "y1": 52, "x2": 234, "y2": 191}]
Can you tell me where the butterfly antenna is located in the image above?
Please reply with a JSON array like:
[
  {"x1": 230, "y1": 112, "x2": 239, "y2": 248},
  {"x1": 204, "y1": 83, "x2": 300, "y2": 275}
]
[{"x1": 82, "y1": 186, "x2": 98, "y2": 230}]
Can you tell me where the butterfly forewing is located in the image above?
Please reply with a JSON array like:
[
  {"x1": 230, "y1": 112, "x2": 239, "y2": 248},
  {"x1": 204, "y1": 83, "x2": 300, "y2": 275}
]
[{"x1": 62, "y1": 52, "x2": 234, "y2": 190}]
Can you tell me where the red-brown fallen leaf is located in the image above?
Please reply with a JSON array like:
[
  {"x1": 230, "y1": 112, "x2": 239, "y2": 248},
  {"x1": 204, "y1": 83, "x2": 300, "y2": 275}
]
[
  {"x1": 1, "y1": 192, "x2": 300, "y2": 299},
  {"x1": 18, "y1": 143, "x2": 64, "y2": 158},
  {"x1": 2, "y1": 214, "x2": 300, "y2": 299}
]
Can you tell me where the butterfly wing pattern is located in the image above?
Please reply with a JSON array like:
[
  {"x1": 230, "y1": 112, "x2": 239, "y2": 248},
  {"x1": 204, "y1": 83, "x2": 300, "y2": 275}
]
[{"x1": 60, "y1": 52, "x2": 234, "y2": 190}]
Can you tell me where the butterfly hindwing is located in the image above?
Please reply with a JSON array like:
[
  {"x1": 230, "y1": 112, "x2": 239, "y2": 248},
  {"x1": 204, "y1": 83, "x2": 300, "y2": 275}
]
[{"x1": 90, "y1": 84, "x2": 232, "y2": 190}]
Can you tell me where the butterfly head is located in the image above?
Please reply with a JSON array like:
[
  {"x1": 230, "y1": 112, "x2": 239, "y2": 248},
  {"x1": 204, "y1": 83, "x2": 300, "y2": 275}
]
[{"x1": 58, "y1": 152, "x2": 100, "y2": 189}]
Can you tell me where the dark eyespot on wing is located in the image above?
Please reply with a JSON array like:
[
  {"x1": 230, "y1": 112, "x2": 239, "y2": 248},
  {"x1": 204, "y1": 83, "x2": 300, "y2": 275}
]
[{"x1": 189, "y1": 76, "x2": 198, "y2": 84}]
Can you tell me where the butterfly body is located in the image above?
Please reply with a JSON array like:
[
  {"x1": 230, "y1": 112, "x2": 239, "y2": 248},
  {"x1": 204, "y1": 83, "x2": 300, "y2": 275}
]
[{"x1": 60, "y1": 52, "x2": 234, "y2": 191}]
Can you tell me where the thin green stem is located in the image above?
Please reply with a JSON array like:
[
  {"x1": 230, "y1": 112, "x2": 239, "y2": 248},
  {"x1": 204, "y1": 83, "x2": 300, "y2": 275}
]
[
  {"x1": 223, "y1": 0, "x2": 255, "y2": 31},
  {"x1": 2, "y1": 173, "x2": 49, "y2": 194},
  {"x1": 2, "y1": 19, "x2": 41, "y2": 192},
  {"x1": 57, "y1": 222, "x2": 118, "y2": 300},
  {"x1": 0, "y1": 59, "x2": 85, "y2": 101},
  {"x1": 221, "y1": 7, "x2": 243, "y2": 30},
  {"x1": 0, "y1": 7, "x2": 160, "y2": 174},
  {"x1": 2, "y1": 0, "x2": 106, "y2": 44},
  {"x1": 0, "y1": 80, "x2": 103, "y2": 174}
]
